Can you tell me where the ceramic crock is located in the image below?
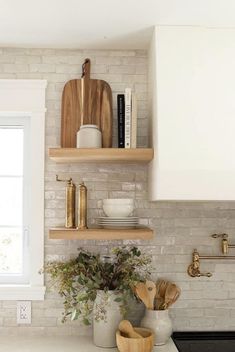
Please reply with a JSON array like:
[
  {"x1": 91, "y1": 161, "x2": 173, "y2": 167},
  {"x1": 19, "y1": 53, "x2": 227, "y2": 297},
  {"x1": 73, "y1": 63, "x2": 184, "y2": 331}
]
[
  {"x1": 76, "y1": 124, "x2": 102, "y2": 148},
  {"x1": 141, "y1": 309, "x2": 173, "y2": 345},
  {"x1": 93, "y1": 290, "x2": 123, "y2": 348}
]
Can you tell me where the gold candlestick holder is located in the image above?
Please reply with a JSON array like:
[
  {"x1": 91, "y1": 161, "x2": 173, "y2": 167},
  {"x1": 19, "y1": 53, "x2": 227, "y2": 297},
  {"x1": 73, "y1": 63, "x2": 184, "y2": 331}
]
[
  {"x1": 56, "y1": 175, "x2": 76, "y2": 228},
  {"x1": 78, "y1": 182, "x2": 88, "y2": 230}
]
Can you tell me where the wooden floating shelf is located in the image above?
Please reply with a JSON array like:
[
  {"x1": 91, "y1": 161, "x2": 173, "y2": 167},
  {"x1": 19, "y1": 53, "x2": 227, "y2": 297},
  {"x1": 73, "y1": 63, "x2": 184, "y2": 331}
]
[
  {"x1": 49, "y1": 227, "x2": 153, "y2": 240},
  {"x1": 48, "y1": 148, "x2": 154, "y2": 163}
]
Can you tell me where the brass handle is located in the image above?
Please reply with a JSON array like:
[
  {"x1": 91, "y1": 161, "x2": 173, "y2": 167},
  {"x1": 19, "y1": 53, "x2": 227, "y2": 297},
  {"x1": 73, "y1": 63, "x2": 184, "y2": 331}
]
[
  {"x1": 187, "y1": 263, "x2": 200, "y2": 277},
  {"x1": 187, "y1": 263, "x2": 212, "y2": 278},
  {"x1": 211, "y1": 233, "x2": 228, "y2": 239},
  {"x1": 56, "y1": 175, "x2": 73, "y2": 184},
  {"x1": 199, "y1": 272, "x2": 212, "y2": 277}
]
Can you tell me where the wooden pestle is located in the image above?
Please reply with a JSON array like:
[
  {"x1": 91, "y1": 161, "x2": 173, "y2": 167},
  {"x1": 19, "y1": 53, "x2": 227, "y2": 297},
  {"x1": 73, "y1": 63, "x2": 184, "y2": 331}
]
[{"x1": 118, "y1": 320, "x2": 143, "y2": 339}]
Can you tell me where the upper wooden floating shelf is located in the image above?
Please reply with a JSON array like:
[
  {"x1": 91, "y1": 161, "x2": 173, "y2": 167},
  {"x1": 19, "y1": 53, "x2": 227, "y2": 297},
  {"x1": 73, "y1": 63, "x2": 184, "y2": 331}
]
[
  {"x1": 49, "y1": 227, "x2": 153, "y2": 240},
  {"x1": 48, "y1": 148, "x2": 154, "y2": 163}
]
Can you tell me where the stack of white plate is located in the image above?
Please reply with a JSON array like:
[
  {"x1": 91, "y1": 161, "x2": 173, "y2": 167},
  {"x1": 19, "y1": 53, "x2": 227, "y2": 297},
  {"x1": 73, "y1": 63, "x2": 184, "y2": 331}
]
[
  {"x1": 97, "y1": 199, "x2": 139, "y2": 229},
  {"x1": 97, "y1": 217, "x2": 139, "y2": 229}
]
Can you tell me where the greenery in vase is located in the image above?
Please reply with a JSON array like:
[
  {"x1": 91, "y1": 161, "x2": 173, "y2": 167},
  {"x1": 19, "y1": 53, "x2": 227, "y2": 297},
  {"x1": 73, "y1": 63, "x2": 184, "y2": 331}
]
[{"x1": 43, "y1": 246, "x2": 152, "y2": 325}]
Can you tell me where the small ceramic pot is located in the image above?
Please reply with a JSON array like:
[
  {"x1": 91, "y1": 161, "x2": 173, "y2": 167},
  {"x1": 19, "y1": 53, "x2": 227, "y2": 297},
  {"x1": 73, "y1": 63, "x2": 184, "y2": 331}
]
[
  {"x1": 76, "y1": 124, "x2": 102, "y2": 148},
  {"x1": 140, "y1": 309, "x2": 172, "y2": 346}
]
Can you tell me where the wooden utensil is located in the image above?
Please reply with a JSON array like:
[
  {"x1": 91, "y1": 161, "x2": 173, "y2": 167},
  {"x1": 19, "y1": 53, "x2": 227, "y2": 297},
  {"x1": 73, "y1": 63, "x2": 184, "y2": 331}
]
[
  {"x1": 161, "y1": 283, "x2": 181, "y2": 309},
  {"x1": 61, "y1": 58, "x2": 113, "y2": 148},
  {"x1": 155, "y1": 280, "x2": 163, "y2": 310},
  {"x1": 145, "y1": 280, "x2": 156, "y2": 310},
  {"x1": 166, "y1": 290, "x2": 180, "y2": 309},
  {"x1": 158, "y1": 280, "x2": 171, "y2": 298},
  {"x1": 118, "y1": 320, "x2": 143, "y2": 339},
  {"x1": 135, "y1": 282, "x2": 151, "y2": 309},
  {"x1": 155, "y1": 280, "x2": 170, "y2": 309}
]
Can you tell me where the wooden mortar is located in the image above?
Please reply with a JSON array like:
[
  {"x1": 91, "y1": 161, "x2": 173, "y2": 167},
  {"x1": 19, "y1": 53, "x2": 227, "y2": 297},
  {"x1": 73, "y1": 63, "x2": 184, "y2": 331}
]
[{"x1": 116, "y1": 327, "x2": 154, "y2": 352}]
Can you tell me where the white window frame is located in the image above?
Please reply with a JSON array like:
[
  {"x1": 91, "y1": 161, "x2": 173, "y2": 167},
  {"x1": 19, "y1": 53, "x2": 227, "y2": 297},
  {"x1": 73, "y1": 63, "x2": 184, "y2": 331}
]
[
  {"x1": 0, "y1": 117, "x2": 30, "y2": 284},
  {"x1": 0, "y1": 80, "x2": 47, "y2": 300}
]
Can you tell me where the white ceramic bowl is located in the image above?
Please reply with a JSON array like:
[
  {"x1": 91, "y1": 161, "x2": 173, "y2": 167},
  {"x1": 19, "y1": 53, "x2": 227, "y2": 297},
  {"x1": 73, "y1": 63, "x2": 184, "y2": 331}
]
[
  {"x1": 103, "y1": 199, "x2": 134, "y2": 205},
  {"x1": 103, "y1": 204, "x2": 134, "y2": 217}
]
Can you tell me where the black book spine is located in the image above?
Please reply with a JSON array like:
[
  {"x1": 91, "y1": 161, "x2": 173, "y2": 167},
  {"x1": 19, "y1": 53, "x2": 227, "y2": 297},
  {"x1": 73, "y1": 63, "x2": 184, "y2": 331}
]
[{"x1": 117, "y1": 94, "x2": 125, "y2": 148}]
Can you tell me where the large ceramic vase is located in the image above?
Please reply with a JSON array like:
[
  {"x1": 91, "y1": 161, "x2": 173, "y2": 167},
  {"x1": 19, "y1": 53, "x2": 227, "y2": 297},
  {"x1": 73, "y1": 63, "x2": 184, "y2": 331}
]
[
  {"x1": 141, "y1": 309, "x2": 173, "y2": 346},
  {"x1": 93, "y1": 290, "x2": 123, "y2": 348}
]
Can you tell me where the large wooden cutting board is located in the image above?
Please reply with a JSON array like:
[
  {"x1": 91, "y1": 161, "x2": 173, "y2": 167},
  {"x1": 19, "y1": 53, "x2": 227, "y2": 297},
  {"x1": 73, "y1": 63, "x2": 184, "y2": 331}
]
[{"x1": 61, "y1": 59, "x2": 113, "y2": 148}]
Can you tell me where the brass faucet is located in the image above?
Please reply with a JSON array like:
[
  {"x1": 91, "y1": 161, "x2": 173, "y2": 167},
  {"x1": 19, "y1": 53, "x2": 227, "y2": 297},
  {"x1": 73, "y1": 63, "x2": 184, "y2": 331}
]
[
  {"x1": 188, "y1": 233, "x2": 235, "y2": 278},
  {"x1": 187, "y1": 250, "x2": 212, "y2": 277}
]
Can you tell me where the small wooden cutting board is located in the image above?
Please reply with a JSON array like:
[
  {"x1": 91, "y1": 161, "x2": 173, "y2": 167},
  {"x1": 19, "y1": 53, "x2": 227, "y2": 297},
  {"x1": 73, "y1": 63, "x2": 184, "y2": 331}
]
[{"x1": 61, "y1": 58, "x2": 113, "y2": 147}]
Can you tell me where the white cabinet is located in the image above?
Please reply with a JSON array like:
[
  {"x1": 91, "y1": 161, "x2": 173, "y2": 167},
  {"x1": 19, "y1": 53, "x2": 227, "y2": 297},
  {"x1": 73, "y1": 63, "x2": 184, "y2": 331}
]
[{"x1": 149, "y1": 26, "x2": 235, "y2": 201}]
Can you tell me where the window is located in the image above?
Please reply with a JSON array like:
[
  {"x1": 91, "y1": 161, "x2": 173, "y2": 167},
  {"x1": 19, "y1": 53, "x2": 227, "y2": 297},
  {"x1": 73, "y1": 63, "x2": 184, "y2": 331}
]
[
  {"x1": 0, "y1": 118, "x2": 29, "y2": 284},
  {"x1": 0, "y1": 80, "x2": 47, "y2": 300}
]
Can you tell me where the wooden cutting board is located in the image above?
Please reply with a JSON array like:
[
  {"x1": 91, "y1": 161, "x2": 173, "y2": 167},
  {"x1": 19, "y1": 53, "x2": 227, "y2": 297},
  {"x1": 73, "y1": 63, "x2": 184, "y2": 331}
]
[{"x1": 61, "y1": 58, "x2": 113, "y2": 148}]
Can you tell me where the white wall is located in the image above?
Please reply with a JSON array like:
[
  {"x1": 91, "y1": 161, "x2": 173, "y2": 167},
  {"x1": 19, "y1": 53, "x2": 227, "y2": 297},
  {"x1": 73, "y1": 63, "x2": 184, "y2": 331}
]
[{"x1": 149, "y1": 26, "x2": 235, "y2": 200}]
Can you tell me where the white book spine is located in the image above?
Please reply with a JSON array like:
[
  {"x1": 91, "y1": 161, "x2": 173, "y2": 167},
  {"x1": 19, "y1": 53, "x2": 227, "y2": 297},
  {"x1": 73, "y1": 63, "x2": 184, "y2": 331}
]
[
  {"x1": 125, "y1": 88, "x2": 132, "y2": 148},
  {"x1": 131, "y1": 93, "x2": 137, "y2": 148}
]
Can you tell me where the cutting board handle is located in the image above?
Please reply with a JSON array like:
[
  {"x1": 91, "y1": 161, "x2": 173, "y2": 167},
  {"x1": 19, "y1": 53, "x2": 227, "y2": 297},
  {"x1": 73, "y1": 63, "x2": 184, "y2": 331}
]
[{"x1": 82, "y1": 58, "x2": 90, "y2": 79}]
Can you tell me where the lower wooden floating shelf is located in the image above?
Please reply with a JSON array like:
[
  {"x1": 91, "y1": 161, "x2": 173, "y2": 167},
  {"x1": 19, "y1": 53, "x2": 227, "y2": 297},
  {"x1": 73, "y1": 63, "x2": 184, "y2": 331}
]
[{"x1": 49, "y1": 227, "x2": 153, "y2": 240}]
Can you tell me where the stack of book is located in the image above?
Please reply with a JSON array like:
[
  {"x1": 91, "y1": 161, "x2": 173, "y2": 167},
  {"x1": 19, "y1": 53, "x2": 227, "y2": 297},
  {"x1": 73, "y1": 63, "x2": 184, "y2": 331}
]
[{"x1": 117, "y1": 88, "x2": 137, "y2": 148}]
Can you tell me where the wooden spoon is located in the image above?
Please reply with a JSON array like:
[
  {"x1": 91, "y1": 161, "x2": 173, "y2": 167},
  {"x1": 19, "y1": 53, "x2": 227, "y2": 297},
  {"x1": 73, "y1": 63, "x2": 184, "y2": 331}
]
[
  {"x1": 159, "y1": 280, "x2": 171, "y2": 298},
  {"x1": 156, "y1": 280, "x2": 170, "y2": 309},
  {"x1": 155, "y1": 280, "x2": 163, "y2": 310},
  {"x1": 135, "y1": 282, "x2": 151, "y2": 309},
  {"x1": 118, "y1": 320, "x2": 143, "y2": 339},
  {"x1": 145, "y1": 280, "x2": 156, "y2": 310},
  {"x1": 166, "y1": 290, "x2": 180, "y2": 309},
  {"x1": 166, "y1": 285, "x2": 181, "y2": 308},
  {"x1": 162, "y1": 284, "x2": 181, "y2": 309}
]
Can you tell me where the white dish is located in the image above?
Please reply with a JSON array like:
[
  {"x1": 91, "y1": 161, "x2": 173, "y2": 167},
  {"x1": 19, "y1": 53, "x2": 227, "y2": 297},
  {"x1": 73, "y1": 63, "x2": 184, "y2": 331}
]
[
  {"x1": 98, "y1": 221, "x2": 139, "y2": 226},
  {"x1": 99, "y1": 224, "x2": 138, "y2": 229},
  {"x1": 97, "y1": 219, "x2": 139, "y2": 224},
  {"x1": 97, "y1": 223, "x2": 139, "y2": 227},
  {"x1": 98, "y1": 220, "x2": 139, "y2": 223},
  {"x1": 103, "y1": 199, "x2": 134, "y2": 204},
  {"x1": 103, "y1": 204, "x2": 134, "y2": 217},
  {"x1": 99, "y1": 217, "x2": 138, "y2": 220},
  {"x1": 98, "y1": 220, "x2": 139, "y2": 224}
]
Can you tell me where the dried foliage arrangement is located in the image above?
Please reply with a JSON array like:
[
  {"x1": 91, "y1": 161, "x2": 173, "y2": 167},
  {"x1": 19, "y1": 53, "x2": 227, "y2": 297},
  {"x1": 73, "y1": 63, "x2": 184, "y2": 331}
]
[{"x1": 42, "y1": 246, "x2": 152, "y2": 325}]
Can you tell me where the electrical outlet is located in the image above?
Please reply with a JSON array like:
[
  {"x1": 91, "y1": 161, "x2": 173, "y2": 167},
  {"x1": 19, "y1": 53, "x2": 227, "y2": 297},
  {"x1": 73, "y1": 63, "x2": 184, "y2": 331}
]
[{"x1": 17, "y1": 301, "x2": 31, "y2": 324}]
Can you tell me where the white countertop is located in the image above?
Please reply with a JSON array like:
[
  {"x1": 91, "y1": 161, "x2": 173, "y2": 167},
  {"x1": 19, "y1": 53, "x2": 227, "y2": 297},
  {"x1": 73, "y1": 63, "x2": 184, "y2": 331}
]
[{"x1": 0, "y1": 336, "x2": 178, "y2": 352}]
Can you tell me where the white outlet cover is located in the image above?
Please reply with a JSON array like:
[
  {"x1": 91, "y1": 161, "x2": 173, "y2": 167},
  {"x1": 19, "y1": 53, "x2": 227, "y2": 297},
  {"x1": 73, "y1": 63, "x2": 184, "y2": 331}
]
[{"x1": 17, "y1": 301, "x2": 31, "y2": 324}]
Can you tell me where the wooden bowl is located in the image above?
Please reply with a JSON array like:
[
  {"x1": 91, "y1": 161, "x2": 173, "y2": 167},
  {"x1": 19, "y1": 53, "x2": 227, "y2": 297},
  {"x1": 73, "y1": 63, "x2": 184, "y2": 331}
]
[{"x1": 116, "y1": 327, "x2": 154, "y2": 352}]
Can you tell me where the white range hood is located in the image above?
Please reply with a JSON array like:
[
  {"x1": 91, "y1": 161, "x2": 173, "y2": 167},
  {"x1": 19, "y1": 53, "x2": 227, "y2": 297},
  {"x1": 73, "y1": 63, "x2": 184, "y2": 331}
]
[{"x1": 148, "y1": 26, "x2": 235, "y2": 201}]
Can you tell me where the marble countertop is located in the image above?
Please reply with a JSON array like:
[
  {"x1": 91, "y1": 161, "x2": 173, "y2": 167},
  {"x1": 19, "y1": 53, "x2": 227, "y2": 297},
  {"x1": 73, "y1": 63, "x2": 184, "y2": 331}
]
[{"x1": 0, "y1": 336, "x2": 178, "y2": 352}]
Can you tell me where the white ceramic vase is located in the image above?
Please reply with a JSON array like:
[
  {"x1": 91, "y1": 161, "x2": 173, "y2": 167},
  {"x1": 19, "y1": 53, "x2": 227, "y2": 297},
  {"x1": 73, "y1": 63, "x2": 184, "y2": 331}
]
[
  {"x1": 93, "y1": 290, "x2": 123, "y2": 348},
  {"x1": 141, "y1": 309, "x2": 173, "y2": 346}
]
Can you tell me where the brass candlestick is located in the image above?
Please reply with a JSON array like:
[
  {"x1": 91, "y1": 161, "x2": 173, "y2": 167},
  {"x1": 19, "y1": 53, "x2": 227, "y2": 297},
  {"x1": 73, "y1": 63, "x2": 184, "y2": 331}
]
[
  {"x1": 78, "y1": 182, "x2": 88, "y2": 230},
  {"x1": 56, "y1": 175, "x2": 76, "y2": 228}
]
